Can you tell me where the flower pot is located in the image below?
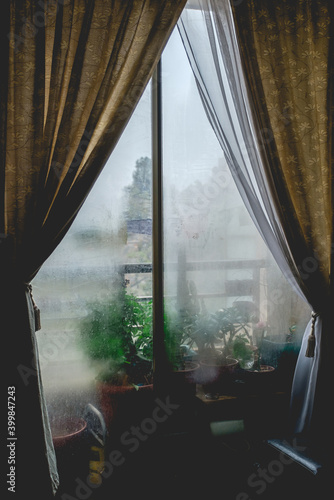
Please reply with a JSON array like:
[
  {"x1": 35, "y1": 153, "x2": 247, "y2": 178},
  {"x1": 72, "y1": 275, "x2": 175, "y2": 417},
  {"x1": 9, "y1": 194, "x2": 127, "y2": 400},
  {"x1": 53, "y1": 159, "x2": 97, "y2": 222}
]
[
  {"x1": 199, "y1": 357, "x2": 238, "y2": 396},
  {"x1": 259, "y1": 339, "x2": 299, "y2": 369},
  {"x1": 168, "y1": 361, "x2": 200, "y2": 400},
  {"x1": 51, "y1": 416, "x2": 88, "y2": 491},
  {"x1": 52, "y1": 416, "x2": 87, "y2": 449},
  {"x1": 242, "y1": 364, "x2": 276, "y2": 393},
  {"x1": 245, "y1": 364, "x2": 275, "y2": 375},
  {"x1": 97, "y1": 381, "x2": 154, "y2": 434},
  {"x1": 259, "y1": 339, "x2": 300, "y2": 390}
]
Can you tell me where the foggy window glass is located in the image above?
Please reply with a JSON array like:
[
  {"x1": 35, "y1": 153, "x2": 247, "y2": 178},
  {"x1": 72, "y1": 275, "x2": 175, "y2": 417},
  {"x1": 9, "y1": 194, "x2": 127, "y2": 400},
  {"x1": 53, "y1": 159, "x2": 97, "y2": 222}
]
[
  {"x1": 33, "y1": 84, "x2": 153, "y2": 417},
  {"x1": 162, "y1": 27, "x2": 310, "y2": 394},
  {"x1": 33, "y1": 17, "x2": 311, "y2": 424}
]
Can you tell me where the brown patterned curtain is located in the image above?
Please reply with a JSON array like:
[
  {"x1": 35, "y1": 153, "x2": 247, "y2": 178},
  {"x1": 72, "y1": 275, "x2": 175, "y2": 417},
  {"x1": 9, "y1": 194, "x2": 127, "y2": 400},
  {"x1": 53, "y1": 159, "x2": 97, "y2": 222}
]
[
  {"x1": 232, "y1": 0, "x2": 332, "y2": 347},
  {"x1": 0, "y1": 0, "x2": 186, "y2": 497},
  {"x1": 231, "y1": 0, "x2": 333, "y2": 442}
]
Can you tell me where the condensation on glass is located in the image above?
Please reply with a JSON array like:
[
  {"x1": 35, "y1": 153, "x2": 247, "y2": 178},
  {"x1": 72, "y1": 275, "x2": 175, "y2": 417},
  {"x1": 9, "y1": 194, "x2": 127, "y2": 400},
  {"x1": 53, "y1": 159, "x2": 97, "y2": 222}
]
[
  {"x1": 33, "y1": 85, "x2": 153, "y2": 418},
  {"x1": 161, "y1": 25, "x2": 310, "y2": 383},
  {"x1": 33, "y1": 20, "x2": 310, "y2": 420}
]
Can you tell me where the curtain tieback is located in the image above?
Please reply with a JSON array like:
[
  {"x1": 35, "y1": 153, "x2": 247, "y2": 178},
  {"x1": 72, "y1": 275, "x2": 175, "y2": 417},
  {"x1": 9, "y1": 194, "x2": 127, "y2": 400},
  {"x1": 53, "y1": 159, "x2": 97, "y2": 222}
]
[
  {"x1": 305, "y1": 311, "x2": 319, "y2": 358},
  {"x1": 27, "y1": 284, "x2": 41, "y2": 332}
]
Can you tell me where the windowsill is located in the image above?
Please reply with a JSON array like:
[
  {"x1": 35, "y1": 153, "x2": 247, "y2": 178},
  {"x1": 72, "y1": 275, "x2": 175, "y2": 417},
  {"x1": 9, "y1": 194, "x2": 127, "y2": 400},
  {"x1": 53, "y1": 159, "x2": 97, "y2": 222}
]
[
  {"x1": 196, "y1": 384, "x2": 290, "y2": 404},
  {"x1": 196, "y1": 384, "x2": 291, "y2": 437}
]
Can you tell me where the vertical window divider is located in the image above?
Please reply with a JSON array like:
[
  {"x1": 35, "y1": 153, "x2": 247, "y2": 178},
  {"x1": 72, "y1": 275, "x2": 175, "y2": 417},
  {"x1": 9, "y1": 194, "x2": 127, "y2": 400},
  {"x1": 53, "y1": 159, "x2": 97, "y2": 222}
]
[{"x1": 152, "y1": 59, "x2": 169, "y2": 395}]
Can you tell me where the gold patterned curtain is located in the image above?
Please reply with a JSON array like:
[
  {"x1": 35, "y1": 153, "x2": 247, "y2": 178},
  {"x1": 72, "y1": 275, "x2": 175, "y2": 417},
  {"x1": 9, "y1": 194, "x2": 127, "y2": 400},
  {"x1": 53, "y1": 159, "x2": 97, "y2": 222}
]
[
  {"x1": 0, "y1": 1, "x2": 186, "y2": 497},
  {"x1": 2, "y1": 0, "x2": 186, "y2": 281},
  {"x1": 232, "y1": 0, "x2": 333, "y2": 354},
  {"x1": 231, "y1": 0, "x2": 333, "y2": 442}
]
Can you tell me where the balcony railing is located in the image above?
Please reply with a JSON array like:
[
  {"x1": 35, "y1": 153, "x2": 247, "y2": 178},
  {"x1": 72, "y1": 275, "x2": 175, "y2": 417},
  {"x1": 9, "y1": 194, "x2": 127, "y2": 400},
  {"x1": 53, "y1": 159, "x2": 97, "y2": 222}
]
[{"x1": 122, "y1": 258, "x2": 267, "y2": 307}]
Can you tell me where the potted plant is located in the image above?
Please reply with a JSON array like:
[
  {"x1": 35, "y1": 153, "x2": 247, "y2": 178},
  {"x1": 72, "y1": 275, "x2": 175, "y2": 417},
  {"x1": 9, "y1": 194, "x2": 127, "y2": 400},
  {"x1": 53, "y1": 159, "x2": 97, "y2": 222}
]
[
  {"x1": 218, "y1": 311, "x2": 276, "y2": 391},
  {"x1": 257, "y1": 322, "x2": 300, "y2": 391},
  {"x1": 258, "y1": 323, "x2": 300, "y2": 367},
  {"x1": 80, "y1": 288, "x2": 154, "y2": 430},
  {"x1": 214, "y1": 305, "x2": 253, "y2": 355},
  {"x1": 183, "y1": 307, "x2": 239, "y2": 397},
  {"x1": 239, "y1": 356, "x2": 276, "y2": 392},
  {"x1": 51, "y1": 414, "x2": 88, "y2": 494},
  {"x1": 232, "y1": 336, "x2": 256, "y2": 370},
  {"x1": 189, "y1": 304, "x2": 274, "y2": 396},
  {"x1": 163, "y1": 309, "x2": 200, "y2": 399},
  {"x1": 132, "y1": 299, "x2": 154, "y2": 364}
]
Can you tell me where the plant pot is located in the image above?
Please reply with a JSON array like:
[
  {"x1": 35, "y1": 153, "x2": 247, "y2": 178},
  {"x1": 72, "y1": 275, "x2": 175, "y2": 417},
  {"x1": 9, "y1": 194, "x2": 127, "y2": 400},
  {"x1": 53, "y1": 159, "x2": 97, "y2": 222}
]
[
  {"x1": 97, "y1": 381, "x2": 154, "y2": 434},
  {"x1": 242, "y1": 364, "x2": 276, "y2": 393},
  {"x1": 259, "y1": 339, "x2": 299, "y2": 369},
  {"x1": 233, "y1": 344, "x2": 258, "y2": 370},
  {"x1": 51, "y1": 416, "x2": 88, "y2": 491},
  {"x1": 52, "y1": 416, "x2": 87, "y2": 449},
  {"x1": 259, "y1": 339, "x2": 300, "y2": 390},
  {"x1": 168, "y1": 361, "x2": 200, "y2": 400},
  {"x1": 199, "y1": 357, "x2": 238, "y2": 396},
  {"x1": 245, "y1": 364, "x2": 275, "y2": 375}
]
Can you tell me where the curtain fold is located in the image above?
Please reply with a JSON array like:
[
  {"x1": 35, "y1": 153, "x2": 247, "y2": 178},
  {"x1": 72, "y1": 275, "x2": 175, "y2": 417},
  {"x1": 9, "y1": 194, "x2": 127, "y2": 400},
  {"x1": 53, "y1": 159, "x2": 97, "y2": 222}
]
[
  {"x1": 179, "y1": 0, "x2": 333, "y2": 447},
  {"x1": 0, "y1": 0, "x2": 186, "y2": 497},
  {"x1": 178, "y1": 0, "x2": 309, "y2": 301},
  {"x1": 231, "y1": 0, "x2": 333, "y2": 447}
]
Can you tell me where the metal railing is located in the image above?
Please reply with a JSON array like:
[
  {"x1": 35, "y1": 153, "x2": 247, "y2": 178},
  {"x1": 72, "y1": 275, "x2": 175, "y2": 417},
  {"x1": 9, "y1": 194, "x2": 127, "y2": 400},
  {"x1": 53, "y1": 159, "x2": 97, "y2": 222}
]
[{"x1": 121, "y1": 258, "x2": 267, "y2": 306}]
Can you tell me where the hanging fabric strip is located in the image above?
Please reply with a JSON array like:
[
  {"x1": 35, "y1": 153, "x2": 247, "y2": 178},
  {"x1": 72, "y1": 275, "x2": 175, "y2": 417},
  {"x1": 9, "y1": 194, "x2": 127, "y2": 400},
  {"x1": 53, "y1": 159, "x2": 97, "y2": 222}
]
[
  {"x1": 27, "y1": 284, "x2": 41, "y2": 331},
  {"x1": 305, "y1": 311, "x2": 319, "y2": 358}
]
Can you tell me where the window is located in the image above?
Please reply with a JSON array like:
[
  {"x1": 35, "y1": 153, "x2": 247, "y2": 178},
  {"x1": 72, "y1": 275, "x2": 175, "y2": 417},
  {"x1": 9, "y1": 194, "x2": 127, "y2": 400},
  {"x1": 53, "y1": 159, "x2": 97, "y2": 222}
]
[
  {"x1": 34, "y1": 76, "x2": 153, "y2": 415},
  {"x1": 33, "y1": 21, "x2": 310, "y2": 420}
]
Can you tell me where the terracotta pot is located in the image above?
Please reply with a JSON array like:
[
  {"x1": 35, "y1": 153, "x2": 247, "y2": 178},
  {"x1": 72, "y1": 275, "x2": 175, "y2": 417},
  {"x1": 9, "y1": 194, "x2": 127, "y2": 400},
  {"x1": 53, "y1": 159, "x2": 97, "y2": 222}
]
[
  {"x1": 97, "y1": 381, "x2": 154, "y2": 432},
  {"x1": 52, "y1": 416, "x2": 87, "y2": 449},
  {"x1": 51, "y1": 416, "x2": 88, "y2": 491}
]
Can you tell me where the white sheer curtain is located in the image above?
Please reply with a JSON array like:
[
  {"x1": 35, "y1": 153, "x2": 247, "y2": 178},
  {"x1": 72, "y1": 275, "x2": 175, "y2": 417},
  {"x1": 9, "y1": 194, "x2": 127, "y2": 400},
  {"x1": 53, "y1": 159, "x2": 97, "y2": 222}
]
[{"x1": 178, "y1": 0, "x2": 321, "y2": 440}]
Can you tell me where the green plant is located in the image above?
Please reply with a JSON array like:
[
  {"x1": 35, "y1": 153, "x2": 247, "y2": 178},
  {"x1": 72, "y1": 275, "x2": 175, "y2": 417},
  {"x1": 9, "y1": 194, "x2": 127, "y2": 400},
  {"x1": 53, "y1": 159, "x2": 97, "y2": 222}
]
[
  {"x1": 184, "y1": 311, "x2": 220, "y2": 360},
  {"x1": 214, "y1": 306, "x2": 252, "y2": 358},
  {"x1": 168, "y1": 276, "x2": 220, "y2": 365},
  {"x1": 183, "y1": 305, "x2": 253, "y2": 364},
  {"x1": 232, "y1": 336, "x2": 254, "y2": 368},
  {"x1": 80, "y1": 289, "x2": 153, "y2": 385},
  {"x1": 164, "y1": 310, "x2": 189, "y2": 370},
  {"x1": 132, "y1": 299, "x2": 153, "y2": 361}
]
